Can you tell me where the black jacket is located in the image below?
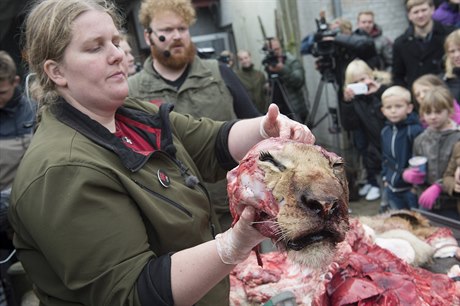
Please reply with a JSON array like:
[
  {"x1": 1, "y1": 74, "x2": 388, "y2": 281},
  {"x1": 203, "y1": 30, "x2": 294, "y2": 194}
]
[
  {"x1": 341, "y1": 86, "x2": 387, "y2": 174},
  {"x1": 341, "y1": 85, "x2": 387, "y2": 145},
  {"x1": 443, "y1": 68, "x2": 460, "y2": 102},
  {"x1": 381, "y1": 112, "x2": 424, "y2": 190},
  {"x1": 393, "y1": 21, "x2": 454, "y2": 88}
]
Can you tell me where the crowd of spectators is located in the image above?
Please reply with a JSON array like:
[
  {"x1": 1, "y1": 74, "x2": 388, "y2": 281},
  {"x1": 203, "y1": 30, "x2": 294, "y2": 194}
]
[
  {"x1": 322, "y1": 0, "x2": 460, "y2": 219},
  {"x1": 297, "y1": 0, "x2": 460, "y2": 219}
]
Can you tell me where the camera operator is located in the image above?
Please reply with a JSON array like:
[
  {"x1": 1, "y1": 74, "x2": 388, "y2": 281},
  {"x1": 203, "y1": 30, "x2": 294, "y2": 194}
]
[
  {"x1": 263, "y1": 37, "x2": 308, "y2": 123},
  {"x1": 300, "y1": 17, "x2": 378, "y2": 129},
  {"x1": 301, "y1": 17, "x2": 378, "y2": 87}
]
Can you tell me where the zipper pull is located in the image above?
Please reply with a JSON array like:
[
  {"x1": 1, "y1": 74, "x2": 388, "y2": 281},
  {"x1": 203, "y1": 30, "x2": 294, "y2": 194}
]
[{"x1": 209, "y1": 221, "x2": 216, "y2": 238}]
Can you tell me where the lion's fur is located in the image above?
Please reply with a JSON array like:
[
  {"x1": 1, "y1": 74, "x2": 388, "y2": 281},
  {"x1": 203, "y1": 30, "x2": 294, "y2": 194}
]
[{"x1": 228, "y1": 139, "x2": 350, "y2": 268}]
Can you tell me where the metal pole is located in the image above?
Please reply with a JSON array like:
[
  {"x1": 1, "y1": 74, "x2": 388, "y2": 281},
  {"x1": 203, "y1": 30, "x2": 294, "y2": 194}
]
[{"x1": 332, "y1": 0, "x2": 342, "y2": 18}]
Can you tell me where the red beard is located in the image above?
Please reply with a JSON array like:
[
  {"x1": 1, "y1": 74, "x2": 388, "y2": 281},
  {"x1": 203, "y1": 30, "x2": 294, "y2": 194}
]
[{"x1": 152, "y1": 42, "x2": 196, "y2": 70}]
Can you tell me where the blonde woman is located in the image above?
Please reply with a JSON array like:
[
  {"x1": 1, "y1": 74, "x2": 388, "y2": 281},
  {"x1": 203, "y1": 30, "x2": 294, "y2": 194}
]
[
  {"x1": 8, "y1": 0, "x2": 315, "y2": 304},
  {"x1": 443, "y1": 29, "x2": 460, "y2": 102}
]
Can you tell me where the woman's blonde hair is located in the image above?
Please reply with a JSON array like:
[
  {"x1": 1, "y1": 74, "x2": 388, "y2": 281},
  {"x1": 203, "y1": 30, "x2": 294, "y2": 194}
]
[
  {"x1": 412, "y1": 73, "x2": 446, "y2": 89},
  {"x1": 344, "y1": 59, "x2": 392, "y2": 86},
  {"x1": 331, "y1": 18, "x2": 352, "y2": 35},
  {"x1": 444, "y1": 29, "x2": 460, "y2": 79},
  {"x1": 23, "y1": 0, "x2": 122, "y2": 119},
  {"x1": 420, "y1": 85, "x2": 454, "y2": 116},
  {"x1": 139, "y1": 0, "x2": 196, "y2": 28}
]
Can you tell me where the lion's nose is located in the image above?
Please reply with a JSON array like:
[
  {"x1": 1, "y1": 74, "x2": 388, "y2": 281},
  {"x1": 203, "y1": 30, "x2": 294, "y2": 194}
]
[{"x1": 300, "y1": 194, "x2": 340, "y2": 218}]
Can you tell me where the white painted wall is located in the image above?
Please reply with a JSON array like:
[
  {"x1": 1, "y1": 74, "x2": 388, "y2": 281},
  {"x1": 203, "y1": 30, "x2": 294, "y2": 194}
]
[{"x1": 220, "y1": 0, "x2": 278, "y2": 72}]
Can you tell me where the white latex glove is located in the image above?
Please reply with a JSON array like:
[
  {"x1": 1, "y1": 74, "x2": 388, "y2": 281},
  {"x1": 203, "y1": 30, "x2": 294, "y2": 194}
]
[
  {"x1": 215, "y1": 206, "x2": 266, "y2": 265},
  {"x1": 259, "y1": 104, "x2": 316, "y2": 144}
]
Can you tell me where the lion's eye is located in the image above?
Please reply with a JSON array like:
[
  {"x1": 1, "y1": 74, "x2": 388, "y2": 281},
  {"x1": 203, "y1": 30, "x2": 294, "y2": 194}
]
[
  {"x1": 331, "y1": 158, "x2": 344, "y2": 168},
  {"x1": 331, "y1": 158, "x2": 345, "y2": 176},
  {"x1": 333, "y1": 161, "x2": 344, "y2": 168},
  {"x1": 259, "y1": 151, "x2": 286, "y2": 171}
]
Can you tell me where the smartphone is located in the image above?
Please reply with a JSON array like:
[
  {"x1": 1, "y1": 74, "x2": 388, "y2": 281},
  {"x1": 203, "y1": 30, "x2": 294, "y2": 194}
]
[{"x1": 346, "y1": 83, "x2": 368, "y2": 95}]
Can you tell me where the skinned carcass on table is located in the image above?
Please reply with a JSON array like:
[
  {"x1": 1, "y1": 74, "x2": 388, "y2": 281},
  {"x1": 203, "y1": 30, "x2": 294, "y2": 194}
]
[
  {"x1": 227, "y1": 138, "x2": 350, "y2": 268},
  {"x1": 230, "y1": 218, "x2": 460, "y2": 306},
  {"x1": 360, "y1": 210, "x2": 460, "y2": 262}
]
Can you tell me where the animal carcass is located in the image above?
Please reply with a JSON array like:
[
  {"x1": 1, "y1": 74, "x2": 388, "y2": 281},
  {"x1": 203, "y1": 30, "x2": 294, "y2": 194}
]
[{"x1": 227, "y1": 138, "x2": 349, "y2": 267}]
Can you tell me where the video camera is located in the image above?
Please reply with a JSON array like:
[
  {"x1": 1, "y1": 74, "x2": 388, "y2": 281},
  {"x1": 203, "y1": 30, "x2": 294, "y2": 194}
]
[
  {"x1": 261, "y1": 38, "x2": 280, "y2": 68},
  {"x1": 260, "y1": 37, "x2": 278, "y2": 68},
  {"x1": 310, "y1": 12, "x2": 337, "y2": 58},
  {"x1": 310, "y1": 13, "x2": 339, "y2": 81},
  {"x1": 261, "y1": 37, "x2": 287, "y2": 79},
  {"x1": 217, "y1": 55, "x2": 231, "y2": 65}
]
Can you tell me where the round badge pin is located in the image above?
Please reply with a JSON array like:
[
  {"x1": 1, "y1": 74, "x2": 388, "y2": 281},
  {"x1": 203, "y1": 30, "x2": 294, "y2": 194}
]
[{"x1": 157, "y1": 169, "x2": 171, "y2": 188}]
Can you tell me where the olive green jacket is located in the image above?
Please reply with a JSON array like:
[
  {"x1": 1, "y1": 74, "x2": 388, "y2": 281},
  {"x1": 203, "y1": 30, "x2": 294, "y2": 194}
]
[
  {"x1": 235, "y1": 66, "x2": 268, "y2": 113},
  {"x1": 128, "y1": 56, "x2": 239, "y2": 230},
  {"x1": 128, "y1": 56, "x2": 237, "y2": 121},
  {"x1": 274, "y1": 53, "x2": 308, "y2": 122},
  {"x1": 8, "y1": 98, "x2": 232, "y2": 306}
]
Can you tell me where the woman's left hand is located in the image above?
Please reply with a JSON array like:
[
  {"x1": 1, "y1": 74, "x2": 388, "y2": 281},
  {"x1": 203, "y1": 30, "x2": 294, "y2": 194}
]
[{"x1": 260, "y1": 104, "x2": 315, "y2": 144}]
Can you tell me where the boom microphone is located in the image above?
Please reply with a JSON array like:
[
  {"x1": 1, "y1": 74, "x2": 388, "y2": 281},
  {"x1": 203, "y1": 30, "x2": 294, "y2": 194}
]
[
  {"x1": 146, "y1": 28, "x2": 170, "y2": 57},
  {"x1": 147, "y1": 28, "x2": 166, "y2": 42}
]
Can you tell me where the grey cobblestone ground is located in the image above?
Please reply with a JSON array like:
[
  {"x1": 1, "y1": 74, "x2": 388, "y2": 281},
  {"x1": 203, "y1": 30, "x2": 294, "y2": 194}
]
[{"x1": 349, "y1": 196, "x2": 381, "y2": 217}]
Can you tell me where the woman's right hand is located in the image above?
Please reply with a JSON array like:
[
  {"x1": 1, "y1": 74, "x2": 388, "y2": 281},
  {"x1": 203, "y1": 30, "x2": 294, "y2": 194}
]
[
  {"x1": 343, "y1": 87, "x2": 355, "y2": 102},
  {"x1": 215, "y1": 206, "x2": 266, "y2": 265}
]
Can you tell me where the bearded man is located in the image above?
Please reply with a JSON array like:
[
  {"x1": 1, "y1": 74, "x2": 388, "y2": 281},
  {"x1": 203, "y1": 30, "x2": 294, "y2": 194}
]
[{"x1": 128, "y1": 0, "x2": 260, "y2": 231}]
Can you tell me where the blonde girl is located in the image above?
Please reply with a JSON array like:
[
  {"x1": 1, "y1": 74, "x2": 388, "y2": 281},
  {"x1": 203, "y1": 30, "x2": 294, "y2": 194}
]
[
  {"x1": 412, "y1": 74, "x2": 460, "y2": 125},
  {"x1": 404, "y1": 85, "x2": 460, "y2": 214}
]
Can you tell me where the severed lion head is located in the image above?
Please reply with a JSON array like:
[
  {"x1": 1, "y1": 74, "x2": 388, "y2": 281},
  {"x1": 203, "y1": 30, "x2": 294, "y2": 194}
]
[{"x1": 227, "y1": 138, "x2": 349, "y2": 268}]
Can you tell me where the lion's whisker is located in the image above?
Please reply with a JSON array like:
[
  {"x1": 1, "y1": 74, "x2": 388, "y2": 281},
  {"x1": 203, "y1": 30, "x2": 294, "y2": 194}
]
[{"x1": 251, "y1": 219, "x2": 276, "y2": 225}]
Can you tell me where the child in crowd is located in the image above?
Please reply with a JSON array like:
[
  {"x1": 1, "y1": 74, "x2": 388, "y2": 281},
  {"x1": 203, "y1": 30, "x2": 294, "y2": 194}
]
[
  {"x1": 0, "y1": 50, "x2": 36, "y2": 304},
  {"x1": 403, "y1": 86, "x2": 460, "y2": 219},
  {"x1": 381, "y1": 86, "x2": 424, "y2": 210},
  {"x1": 443, "y1": 142, "x2": 460, "y2": 215},
  {"x1": 412, "y1": 74, "x2": 460, "y2": 125},
  {"x1": 342, "y1": 59, "x2": 388, "y2": 201}
]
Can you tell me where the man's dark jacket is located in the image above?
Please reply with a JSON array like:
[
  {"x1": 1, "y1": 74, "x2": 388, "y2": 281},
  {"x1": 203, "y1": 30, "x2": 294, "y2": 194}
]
[{"x1": 393, "y1": 20, "x2": 454, "y2": 88}]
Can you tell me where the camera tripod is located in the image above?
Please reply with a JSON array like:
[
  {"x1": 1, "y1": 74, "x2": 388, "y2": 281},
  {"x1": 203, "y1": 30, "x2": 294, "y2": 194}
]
[
  {"x1": 306, "y1": 68, "x2": 341, "y2": 133},
  {"x1": 267, "y1": 73, "x2": 302, "y2": 122}
]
